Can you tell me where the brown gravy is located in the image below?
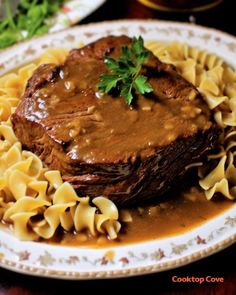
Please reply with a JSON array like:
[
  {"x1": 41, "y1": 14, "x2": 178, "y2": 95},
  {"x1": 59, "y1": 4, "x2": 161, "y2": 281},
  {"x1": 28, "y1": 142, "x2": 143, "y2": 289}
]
[
  {"x1": 49, "y1": 185, "x2": 234, "y2": 248},
  {"x1": 29, "y1": 57, "x2": 211, "y2": 164}
]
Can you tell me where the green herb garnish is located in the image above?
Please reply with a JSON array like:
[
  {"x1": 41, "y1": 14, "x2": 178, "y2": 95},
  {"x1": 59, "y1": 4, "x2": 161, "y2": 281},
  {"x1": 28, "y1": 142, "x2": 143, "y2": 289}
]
[
  {"x1": 0, "y1": 0, "x2": 65, "y2": 49},
  {"x1": 98, "y1": 36, "x2": 153, "y2": 105}
]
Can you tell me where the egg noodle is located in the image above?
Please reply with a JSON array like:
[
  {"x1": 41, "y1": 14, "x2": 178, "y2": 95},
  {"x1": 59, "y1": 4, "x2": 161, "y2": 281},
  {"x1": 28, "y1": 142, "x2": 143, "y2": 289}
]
[
  {"x1": 146, "y1": 40, "x2": 236, "y2": 201},
  {"x1": 0, "y1": 42, "x2": 235, "y2": 241}
]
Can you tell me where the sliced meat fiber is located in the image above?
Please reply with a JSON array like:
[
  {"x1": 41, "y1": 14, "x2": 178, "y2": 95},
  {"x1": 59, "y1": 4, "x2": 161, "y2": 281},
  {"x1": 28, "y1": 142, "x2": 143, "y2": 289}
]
[{"x1": 11, "y1": 35, "x2": 219, "y2": 206}]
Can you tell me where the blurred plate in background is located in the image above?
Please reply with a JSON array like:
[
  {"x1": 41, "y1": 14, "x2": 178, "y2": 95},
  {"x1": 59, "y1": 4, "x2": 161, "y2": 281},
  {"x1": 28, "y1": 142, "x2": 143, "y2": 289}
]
[
  {"x1": 49, "y1": 0, "x2": 106, "y2": 32},
  {"x1": 0, "y1": 0, "x2": 106, "y2": 31}
]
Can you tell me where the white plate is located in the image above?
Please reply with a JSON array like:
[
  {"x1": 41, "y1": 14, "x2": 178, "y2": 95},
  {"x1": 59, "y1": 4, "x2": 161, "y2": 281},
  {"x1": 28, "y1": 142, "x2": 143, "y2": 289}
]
[{"x1": 0, "y1": 20, "x2": 236, "y2": 279}]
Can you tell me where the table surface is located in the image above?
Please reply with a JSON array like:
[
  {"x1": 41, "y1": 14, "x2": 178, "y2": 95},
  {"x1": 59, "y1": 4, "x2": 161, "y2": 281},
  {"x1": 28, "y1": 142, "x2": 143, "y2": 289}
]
[{"x1": 1, "y1": 0, "x2": 236, "y2": 294}]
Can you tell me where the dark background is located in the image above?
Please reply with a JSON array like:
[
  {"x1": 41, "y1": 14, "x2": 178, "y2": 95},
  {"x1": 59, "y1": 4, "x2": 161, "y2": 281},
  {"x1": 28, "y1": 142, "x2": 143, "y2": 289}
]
[
  {"x1": 81, "y1": 0, "x2": 235, "y2": 36},
  {"x1": 1, "y1": 0, "x2": 236, "y2": 294}
]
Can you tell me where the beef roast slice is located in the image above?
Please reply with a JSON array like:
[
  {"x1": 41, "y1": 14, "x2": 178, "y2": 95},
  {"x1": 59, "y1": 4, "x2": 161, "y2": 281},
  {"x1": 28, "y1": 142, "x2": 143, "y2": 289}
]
[{"x1": 11, "y1": 35, "x2": 219, "y2": 206}]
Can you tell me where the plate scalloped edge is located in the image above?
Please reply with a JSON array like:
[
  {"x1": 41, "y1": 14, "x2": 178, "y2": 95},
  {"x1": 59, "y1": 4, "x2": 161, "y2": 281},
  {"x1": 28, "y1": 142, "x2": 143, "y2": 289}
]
[{"x1": 0, "y1": 20, "x2": 236, "y2": 279}]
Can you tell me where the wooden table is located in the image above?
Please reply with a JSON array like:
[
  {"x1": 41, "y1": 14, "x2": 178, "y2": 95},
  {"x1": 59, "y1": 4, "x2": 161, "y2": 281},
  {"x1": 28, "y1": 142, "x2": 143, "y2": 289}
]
[{"x1": 1, "y1": 0, "x2": 236, "y2": 294}]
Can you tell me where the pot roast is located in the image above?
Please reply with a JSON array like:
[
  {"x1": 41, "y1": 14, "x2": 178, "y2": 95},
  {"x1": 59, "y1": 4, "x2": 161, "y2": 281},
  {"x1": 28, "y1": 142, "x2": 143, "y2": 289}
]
[{"x1": 11, "y1": 35, "x2": 219, "y2": 206}]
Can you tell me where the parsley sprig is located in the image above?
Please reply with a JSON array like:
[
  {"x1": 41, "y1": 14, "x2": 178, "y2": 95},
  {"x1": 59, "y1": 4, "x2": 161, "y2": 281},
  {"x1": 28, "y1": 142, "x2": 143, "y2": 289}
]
[
  {"x1": 0, "y1": 0, "x2": 65, "y2": 49},
  {"x1": 98, "y1": 36, "x2": 153, "y2": 105}
]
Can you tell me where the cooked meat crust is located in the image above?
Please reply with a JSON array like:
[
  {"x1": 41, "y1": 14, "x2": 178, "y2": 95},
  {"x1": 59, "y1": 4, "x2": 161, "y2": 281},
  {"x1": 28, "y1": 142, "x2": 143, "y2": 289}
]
[{"x1": 11, "y1": 35, "x2": 219, "y2": 206}]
